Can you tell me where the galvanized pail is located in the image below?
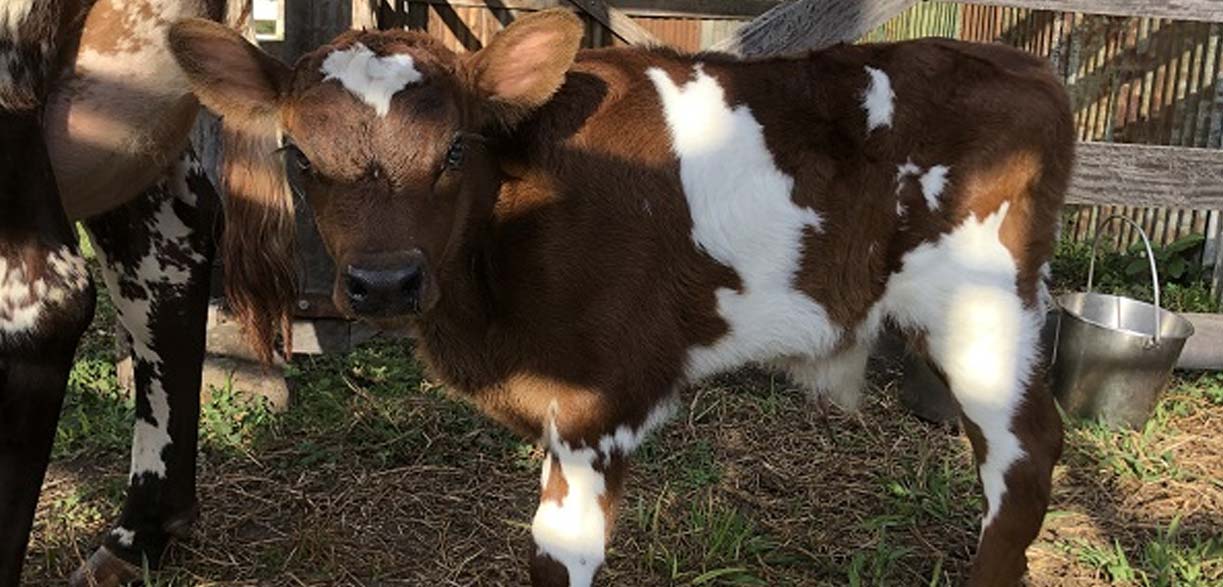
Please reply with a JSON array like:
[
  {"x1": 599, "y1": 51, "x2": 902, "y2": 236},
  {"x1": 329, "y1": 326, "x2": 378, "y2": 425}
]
[{"x1": 1052, "y1": 216, "x2": 1196, "y2": 429}]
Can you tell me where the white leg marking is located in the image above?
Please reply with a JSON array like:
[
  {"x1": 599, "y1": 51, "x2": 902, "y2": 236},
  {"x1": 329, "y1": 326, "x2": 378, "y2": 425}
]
[
  {"x1": 597, "y1": 396, "x2": 677, "y2": 456},
  {"x1": 862, "y1": 66, "x2": 895, "y2": 132},
  {"x1": 919, "y1": 165, "x2": 950, "y2": 211},
  {"x1": 648, "y1": 66, "x2": 840, "y2": 379},
  {"x1": 110, "y1": 527, "x2": 136, "y2": 548},
  {"x1": 533, "y1": 419, "x2": 607, "y2": 587},
  {"x1": 881, "y1": 203, "x2": 1039, "y2": 528},
  {"x1": 321, "y1": 43, "x2": 422, "y2": 117}
]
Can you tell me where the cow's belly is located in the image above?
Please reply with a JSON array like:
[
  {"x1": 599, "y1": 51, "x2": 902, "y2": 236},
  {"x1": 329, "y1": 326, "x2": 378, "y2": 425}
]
[{"x1": 44, "y1": 0, "x2": 209, "y2": 220}]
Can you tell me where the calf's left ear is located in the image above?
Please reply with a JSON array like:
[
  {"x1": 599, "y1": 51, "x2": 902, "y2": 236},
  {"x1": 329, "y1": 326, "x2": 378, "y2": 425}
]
[{"x1": 466, "y1": 9, "x2": 584, "y2": 128}]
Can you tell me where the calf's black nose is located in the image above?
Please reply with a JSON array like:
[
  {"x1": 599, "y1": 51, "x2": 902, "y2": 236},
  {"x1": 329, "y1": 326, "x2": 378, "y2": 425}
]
[{"x1": 344, "y1": 263, "x2": 423, "y2": 317}]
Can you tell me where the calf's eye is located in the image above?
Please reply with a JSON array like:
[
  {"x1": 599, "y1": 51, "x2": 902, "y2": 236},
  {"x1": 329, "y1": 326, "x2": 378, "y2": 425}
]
[{"x1": 444, "y1": 138, "x2": 464, "y2": 170}]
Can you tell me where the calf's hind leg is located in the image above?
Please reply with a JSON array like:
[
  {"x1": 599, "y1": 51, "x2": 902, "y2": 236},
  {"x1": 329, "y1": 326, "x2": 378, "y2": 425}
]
[
  {"x1": 70, "y1": 148, "x2": 218, "y2": 586},
  {"x1": 883, "y1": 203, "x2": 1063, "y2": 586}
]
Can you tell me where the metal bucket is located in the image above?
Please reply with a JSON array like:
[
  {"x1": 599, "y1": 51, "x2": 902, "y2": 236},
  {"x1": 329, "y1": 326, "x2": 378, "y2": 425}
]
[{"x1": 1052, "y1": 216, "x2": 1196, "y2": 429}]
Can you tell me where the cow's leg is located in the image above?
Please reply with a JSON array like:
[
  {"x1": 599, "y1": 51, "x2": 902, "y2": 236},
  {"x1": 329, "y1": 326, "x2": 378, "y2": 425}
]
[
  {"x1": 781, "y1": 342, "x2": 870, "y2": 411},
  {"x1": 1, "y1": 113, "x2": 96, "y2": 586},
  {"x1": 70, "y1": 148, "x2": 217, "y2": 586},
  {"x1": 905, "y1": 292, "x2": 1062, "y2": 586},
  {"x1": 529, "y1": 397, "x2": 674, "y2": 587}
]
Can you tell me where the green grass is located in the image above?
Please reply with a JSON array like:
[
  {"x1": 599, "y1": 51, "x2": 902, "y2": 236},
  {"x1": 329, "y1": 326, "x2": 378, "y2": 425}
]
[{"x1": 1061, "y1": 521, "x2": 1223, "y2": 587}]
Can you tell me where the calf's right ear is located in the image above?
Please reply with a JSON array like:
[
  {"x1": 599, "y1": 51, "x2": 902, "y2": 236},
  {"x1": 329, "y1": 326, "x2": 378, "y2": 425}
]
[{"x1": 169, "y1": 18, "x2": 291, "y2": 127}]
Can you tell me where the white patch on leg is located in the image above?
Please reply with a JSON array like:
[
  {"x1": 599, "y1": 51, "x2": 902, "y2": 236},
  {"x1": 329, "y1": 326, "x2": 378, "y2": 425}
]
[
  {"x1": 110, "y1": 527, "x2": 135, "y2": 548},
  {"x1": 321, "y1": 43, "x2": 422, "y2": 117},
  {"x1": 648, "y1": 66, "x2": 840, "y2": 379},
  {"x1": 862, "y1": 66, "x2": 895, "y2": 132},
  {"x1": 920, "y1": 165, "x2": 950, "y2": 211},
  {"x1": 533, "y1": 418, "x2": 607, "y2": 587},
  {"x1": 597, "y1": 396, "x2": 677, "y2": 456},
  {"x1": 880, "y1": 203, "x2": 1040, "y2": 528}
]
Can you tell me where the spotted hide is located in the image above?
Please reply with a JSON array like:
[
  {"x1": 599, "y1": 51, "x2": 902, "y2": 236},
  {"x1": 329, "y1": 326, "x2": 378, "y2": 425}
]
[{"x1": 171, "y1": 9, "x2": 1073, "y2": 587}]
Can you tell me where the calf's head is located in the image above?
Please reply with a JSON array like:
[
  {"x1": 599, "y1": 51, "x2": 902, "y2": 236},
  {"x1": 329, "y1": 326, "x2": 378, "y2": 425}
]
[{"x1": 169, "y1": 10, "x2": 583, "y2": 358}]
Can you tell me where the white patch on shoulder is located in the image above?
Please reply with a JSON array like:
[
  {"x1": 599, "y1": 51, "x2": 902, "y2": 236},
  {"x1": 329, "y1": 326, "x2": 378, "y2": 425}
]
[
  {"x1": 862, "y1": 66, "x2": 895, "y2": 132},
  {"x1": 880, "y1": 203, "x2": 1038, "y2": 528},
  {"x1": 647, "y1": 65, "x2": 840, "y2": 380},
  {"x1": 321, "y1": 43, "x2": 422, "y2": 117},
  {"x1": 533, "y1": 417, "x2": 607, "y2": 587},
  {"x1": 920, "y1": 165, "x2": 950, "y2": 211},
  {"x1": 110, "y1": 527, "x2": 135, "y2": 548}
]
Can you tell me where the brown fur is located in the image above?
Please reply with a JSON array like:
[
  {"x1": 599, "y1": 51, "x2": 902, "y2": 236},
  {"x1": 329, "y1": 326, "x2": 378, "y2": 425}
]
[{"x1": 169, "y1": 11, "x2": 1075, "y2": 585}]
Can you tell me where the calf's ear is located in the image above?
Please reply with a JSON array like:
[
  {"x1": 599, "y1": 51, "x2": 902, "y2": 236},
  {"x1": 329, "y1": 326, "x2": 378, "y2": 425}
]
[
  {"x1": 169, "y1": 18, "x2": 291, "y2": 128},
  {"x1": 466, "y1": 9, "x2": 584, "y2": 128},
  {"x1": 170, "y1": 18, "x2": 297, "y2": 364}
]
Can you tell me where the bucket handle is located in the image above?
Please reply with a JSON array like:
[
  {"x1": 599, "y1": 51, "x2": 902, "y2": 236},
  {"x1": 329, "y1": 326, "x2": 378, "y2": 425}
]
[{"x1": 1086, "y1": 214, "x2": 1162, "y2": 347}]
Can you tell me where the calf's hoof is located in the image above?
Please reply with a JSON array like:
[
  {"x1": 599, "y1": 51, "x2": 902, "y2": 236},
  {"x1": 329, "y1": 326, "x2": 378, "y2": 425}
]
[{"x1": 68, "y1": 546, "x2": 141, "y2": 587}]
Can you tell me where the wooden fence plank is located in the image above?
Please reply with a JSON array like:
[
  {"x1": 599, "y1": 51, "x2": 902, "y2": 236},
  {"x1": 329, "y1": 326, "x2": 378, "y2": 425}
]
[
  {"x1": 566, "y1": 0, "x2": 661, "y2": 44},
  {"x1": 409, "y1": 0, "x2": 775, "y2": 18},
  {"x1": 968, "y1": 1, "x2": 1223, "y2": 23},
  {"x1": 1069, "y1": 142, "x2": 1223, "y2": 208}
]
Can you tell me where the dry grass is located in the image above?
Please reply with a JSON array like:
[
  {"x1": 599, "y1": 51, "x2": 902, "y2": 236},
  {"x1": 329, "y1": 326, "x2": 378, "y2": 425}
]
[{"x1": 23, "y1": 332, "x2": 1223, "y2": 586}]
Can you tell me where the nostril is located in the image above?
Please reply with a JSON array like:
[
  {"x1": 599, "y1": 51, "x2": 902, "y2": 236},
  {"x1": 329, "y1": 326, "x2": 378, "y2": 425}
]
[
  {"x1": 345, "y1": 274, "x2": 369, "y2": 301},
  {"x1": 400, "y1": 268, "x2": 422, "y2": 295}
]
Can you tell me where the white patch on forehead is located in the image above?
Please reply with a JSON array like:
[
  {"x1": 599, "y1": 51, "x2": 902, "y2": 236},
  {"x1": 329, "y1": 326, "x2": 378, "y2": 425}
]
[
  {"x1": 863, "y1": 66, "x2": 895, "y2": 132},
  {"x1": 321, "y1": 43, "x2": 422, "y2": 117},
  {"x1": 880, "y1": 203, "x2": 1036, "y2": 528},
  {"x1": 647, "y1": 65, "x2": 840, "y2": 380},
  {"x1": 533, "y1": 417, "x2": 607, "y2": 587},
  {"x1": 920, "y1": 165, "x2": 950, "y2": 211}
]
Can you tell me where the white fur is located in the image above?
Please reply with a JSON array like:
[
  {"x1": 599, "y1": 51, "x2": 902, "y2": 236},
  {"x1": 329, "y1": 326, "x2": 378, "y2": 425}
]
[
  {"x1": 879, "y1": 203, "x2": 1037, "y2": 528},
  {"x1": 110, "y1": 526, "x2": 135, "y2": 548},
  {"x1": 862, "y1": 66, "x2": 895, "y2": 132},
  {"x1": 781, "y1": 343, "x2": 871, "y2": 411},
  {"x1": 920, "y1": 165, "x2": 950, "y2": 211},
  {"x1": 321, "y1": 43, "x2": 422, "y2": 117},
  {"x1": 1, "y1": 0, "x2": 33, "y2": 39},
  {"x1": 533, "y1": 418, "x2": 607, "y2": 587},
  {"x1": 0, "y1": 247, "x2": 89, "y2": 336},
  {"x1": 597, "y1": 396, "x2": 677, "y2": 456},
  {"x1": 647, "y1": 65, "x2": 841, "y2": 380}
]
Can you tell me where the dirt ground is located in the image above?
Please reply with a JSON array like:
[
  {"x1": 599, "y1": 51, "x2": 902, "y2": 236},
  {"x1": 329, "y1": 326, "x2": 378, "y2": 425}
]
[{"x1": 22, "y1": 308, "x2": 1223, "y2": 586}]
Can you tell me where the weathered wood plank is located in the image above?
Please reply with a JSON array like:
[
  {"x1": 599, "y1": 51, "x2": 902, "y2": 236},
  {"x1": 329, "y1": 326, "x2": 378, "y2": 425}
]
[
  {"x1": 410, "y1": 0, "x2": 776, "y2": 19},
  {"x1": 1068, "y1": 142, "x2": 1223, "y2": 209},
  {"x1": 967, "y1": 1, "x2": 1223, "y2": 23},
  {"x1": 566, "y1": 0, "x2": 661, "y2": 45},
  {"x1": 710, "y1": 0, "x2": 920, "y2": 57}
]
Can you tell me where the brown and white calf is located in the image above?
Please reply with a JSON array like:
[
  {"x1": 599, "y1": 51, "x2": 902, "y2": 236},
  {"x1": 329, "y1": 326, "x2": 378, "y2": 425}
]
[
  {"x1": 3, "y1": 2, "x2": 247, "y2": 585},
  {"x1": 171, "y1": 10, "x2": 1072, "y2": 586}
]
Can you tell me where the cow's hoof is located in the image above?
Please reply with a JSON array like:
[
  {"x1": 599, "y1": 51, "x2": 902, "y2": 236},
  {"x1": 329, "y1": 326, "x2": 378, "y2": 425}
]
[
  {"x1": 68, "y1": 546, "x2": 141, "y2": 587},
  {"x1": 163, "y1": 501, "x2": 200, "y2": 541}
]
